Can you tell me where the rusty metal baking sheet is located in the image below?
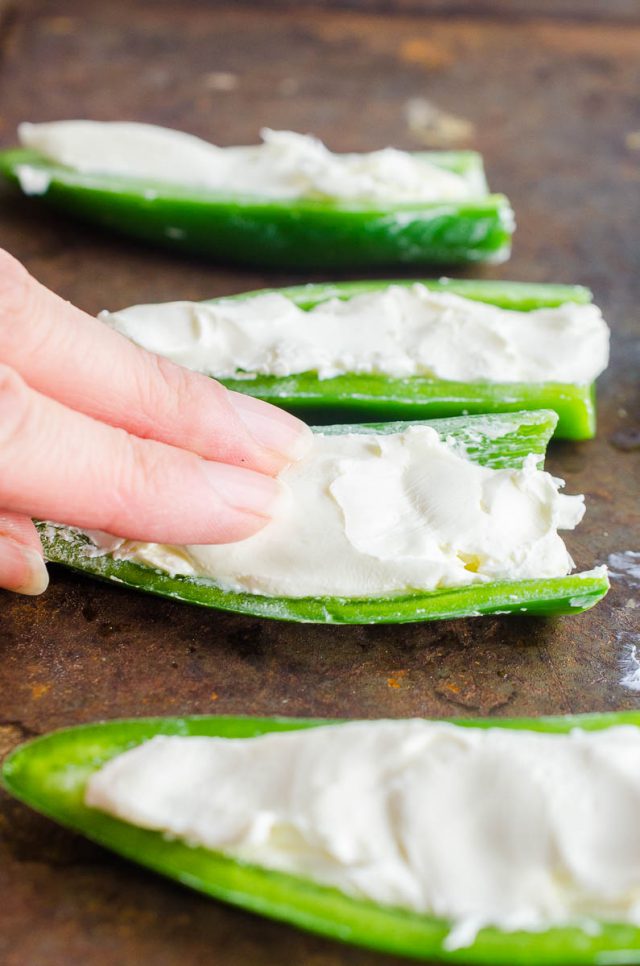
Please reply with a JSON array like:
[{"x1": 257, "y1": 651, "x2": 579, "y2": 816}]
[{"x1": 0, "y1": 2, "x2": 638, "y2": 963}]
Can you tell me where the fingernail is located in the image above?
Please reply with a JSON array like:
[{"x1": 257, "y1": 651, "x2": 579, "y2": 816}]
[
  {"x1": 15, "y1": 547, "x2": 50, "y2": 596},
  {"x1": 200, "y1": 461, "x2": 288, "y2": 518},
  {"x1": 229, "y1": 392, "x2": 313, "y2": 463}
]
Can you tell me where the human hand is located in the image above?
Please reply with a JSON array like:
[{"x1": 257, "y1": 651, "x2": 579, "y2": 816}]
[{"x1": 0, "y1": 250, "x2": 312, "y2": 596}]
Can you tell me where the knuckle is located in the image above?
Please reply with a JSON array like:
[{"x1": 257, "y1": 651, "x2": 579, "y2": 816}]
[
  {"x1": 154, "y1": 352, "x2": 194, "y2": 402},
  {"x1": 136, "y1": 352, "x2": 221, "y2": 431},
  {"x1": 0, "y1": 509, "x2": 37, "y2": 544},
  {"x1": 121, "y1": 345, "x2": 236, "y2": 459},
  {"x1": 124, "y1": 437, "x2": 161, "y2": 493},
  {"x1": 102, "y1": 433, "x2": 169, "y2": 535},
  {"x1": 0, "y1": 364, "x2": 31, "y2": 451},
  {"x1": 134, "y1": 353, "x2": 183, "y2": 423}
]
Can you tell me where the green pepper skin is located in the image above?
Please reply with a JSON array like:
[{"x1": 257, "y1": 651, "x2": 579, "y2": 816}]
[
  {"x1": 38, "y1": 411, "x2": 609, "y2": 624},
  {"x1": 221, "y1": 277, "x2": 593, "y2": 312},
  {"x1": 221, "y1": 374, "x2": 595, "y2": 441},
  {"x1": 213, "y1": 278, "x2": 597, "y2": 440},
  {"x1": 0, "y1": 148, "x2": 514, "y2": 269},
  {"x1": 5, "y1": 712, "x2": 640, "y2": 964}
]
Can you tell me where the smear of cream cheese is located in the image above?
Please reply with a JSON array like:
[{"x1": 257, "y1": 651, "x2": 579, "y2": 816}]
[
  {"x1": 15, "y1": 163, "x2": 52, "y2": 195},
  {"x1": 85, "y1": 720, "x2": 640, "y2": 949},
  {"x1": 101, "y1": 284, "x2": 610, "y2": 385},
  {"x1": 18, "y1": 121, "x2": 474, "y2": 203},
  {"x1": 87, "y1": 427, "x2": 584, "y2": 598}
]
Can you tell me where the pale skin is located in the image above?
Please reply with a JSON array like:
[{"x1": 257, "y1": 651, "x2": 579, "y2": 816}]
[{"x1": 0, "y1": 249, "x2": 312, "y2": 595}]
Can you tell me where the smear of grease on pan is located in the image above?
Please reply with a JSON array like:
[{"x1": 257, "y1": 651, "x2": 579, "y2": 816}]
[
  {"x1": 608, "y1": 552, "x2": 640, "y2": 691},
  {"x1": 608, "y1": 551, "x2": 640, "y2": 588},
  {"x1": 619, "y1": 632, "x2": 640, "y2": 692}
]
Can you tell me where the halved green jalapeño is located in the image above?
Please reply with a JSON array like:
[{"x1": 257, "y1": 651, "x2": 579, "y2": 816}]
[
  {"x1": 39, "y1": 410, "x2": 609, "y2": 624},
  {"x1": 4, "y1": 712, "x2": 640, "y2": 965},
  {"x1": 0, "y1": 147, "x2": 513, "y2": 269},
  {"x1": 211, "y1": 278, "x2": 599, "y2": 440}
]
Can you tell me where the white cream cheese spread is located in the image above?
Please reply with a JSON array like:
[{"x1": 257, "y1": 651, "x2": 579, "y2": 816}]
[
  {"x1": 89, "y1": 426, "x2": 584, "y2": 598},
  {"x1": 18, "y1": 121, "x2": 475, "y2": 203},
  {"x1": 85, "y1": 720, "x2": 640, "y2": 948},
  {"x1": 101, "y1": 285, "x2": 610, "y2": 385}
]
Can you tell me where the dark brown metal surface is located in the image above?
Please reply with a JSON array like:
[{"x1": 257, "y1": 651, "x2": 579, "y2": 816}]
[{"x1": 0, "y1": 2, "x2": 639, "y2": 963}]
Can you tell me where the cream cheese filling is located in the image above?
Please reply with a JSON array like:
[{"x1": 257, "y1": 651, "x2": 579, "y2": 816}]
[
  {"x1": 88, "y1": 426, "x2": 585, "y2": 598},
  {"x1": 85, "y1": 720, "x2": 640, "y2": 949},
  {"x1": 18, "y1": 122, "x2": 475, "y2": 203},
  {"x1": 101, "y1": 284, "x2": 610, "y2": 385}
]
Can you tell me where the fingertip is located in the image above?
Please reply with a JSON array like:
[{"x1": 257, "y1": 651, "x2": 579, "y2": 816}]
[
  {"x1": 228, "y1": 391, "x2": 313, "y2": 467},
  {"x1": 17, "y1": 548, "x2": 50, "y2": 595},
  {"x1": 211, "y1": 507, "x2": 272, "y2": 545},
  {"x1": 172, "y1": 459, "x2": 291, "y2": 545},
  {"x1": 86, "y1": 441, "x2": 290, "y2": 546},
  {"x1": 199, "y1": 459, "x2": 287, "y2": 520},
  {"x1": 0, "y1": 539, "x2": 49, "y2": 596},
  {"x1": 284, "y1": 420, "x2": 313, "y2": 461}
]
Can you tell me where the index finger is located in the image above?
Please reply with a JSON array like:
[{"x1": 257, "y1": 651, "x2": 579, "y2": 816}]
[
  {"x1": 0, "y1": 250, "x2": 311, "y2": 475},
  {"x1": 0, "y1": 364, "x2": 283, "y2": 545}
]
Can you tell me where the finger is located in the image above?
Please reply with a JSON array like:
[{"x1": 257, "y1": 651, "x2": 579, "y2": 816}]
[
  {"x1": 0, "y1": 249, "x2": 311, "y2": 474},
  {"x1": 0, "y1": 511, "x2": 49, "y2": 595},
  {"x1": 0, "y1": 364, "x2": 284, "y2": 544},
  {"x1": 0, "y1": 509, "x2": 42, "y2": 551}
]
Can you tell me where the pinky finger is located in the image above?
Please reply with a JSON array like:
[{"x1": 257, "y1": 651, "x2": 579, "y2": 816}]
[{"x1": 0, "y1": 511, "x2": 49, "y2": 595}]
